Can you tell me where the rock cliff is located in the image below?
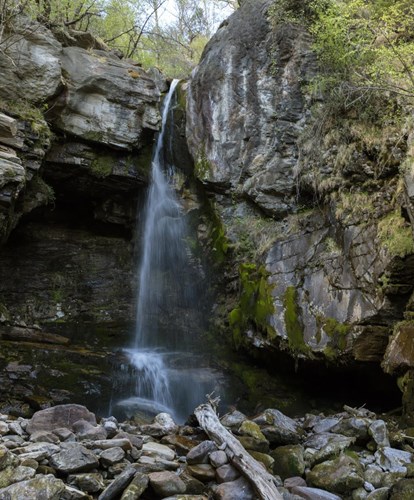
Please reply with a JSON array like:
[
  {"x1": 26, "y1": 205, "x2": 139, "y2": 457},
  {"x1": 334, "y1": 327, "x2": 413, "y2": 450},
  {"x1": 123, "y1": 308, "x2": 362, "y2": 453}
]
[{"x1": 186, "y1": 0, "x2": 414, "y2": 403}]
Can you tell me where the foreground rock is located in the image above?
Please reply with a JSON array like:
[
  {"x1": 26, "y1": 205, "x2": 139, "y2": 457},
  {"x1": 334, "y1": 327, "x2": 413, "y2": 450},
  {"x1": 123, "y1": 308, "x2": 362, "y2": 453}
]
[{"x1": 0, "y1": 403, "x2": 412, "y2": 499}]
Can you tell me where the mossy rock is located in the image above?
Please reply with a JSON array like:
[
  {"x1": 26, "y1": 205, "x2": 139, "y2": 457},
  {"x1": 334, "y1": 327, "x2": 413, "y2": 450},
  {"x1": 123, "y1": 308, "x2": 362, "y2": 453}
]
[
  {"x1": 390, "y1": 478, "x2": 414, "y2": 499},
  {"x1": 249, "y1": 451, "x2": 274, "y2": 472},
  {"x1": 307, "y1": 454, "x2": 364, "y2": 494},
  {"x1": 271, "y1": 444, "x2": 305, "y2": 480},
  {"x1": 238, "y1": 420, "x2": 267, "y2": 442},
  {"x1": 283, "y1": 286, "x2": 308, "y2": 355}
]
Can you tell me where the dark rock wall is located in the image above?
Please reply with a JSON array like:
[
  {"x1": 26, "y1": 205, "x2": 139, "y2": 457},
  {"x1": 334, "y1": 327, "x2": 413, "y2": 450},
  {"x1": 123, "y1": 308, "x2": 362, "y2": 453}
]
[{"x1": 186, "y1": 0, "x2": 414, "y2": 396}]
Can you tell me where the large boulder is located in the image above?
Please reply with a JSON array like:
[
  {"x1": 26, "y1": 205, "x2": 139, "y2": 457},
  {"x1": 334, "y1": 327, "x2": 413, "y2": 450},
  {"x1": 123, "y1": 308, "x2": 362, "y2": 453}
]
[{"x1": 27, "y1": 404, "x2": 96, "y2": 435}]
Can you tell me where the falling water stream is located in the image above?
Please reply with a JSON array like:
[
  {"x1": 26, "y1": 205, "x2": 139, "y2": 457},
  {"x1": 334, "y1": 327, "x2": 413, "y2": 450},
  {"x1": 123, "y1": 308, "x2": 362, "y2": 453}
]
[{"x1": 114, "y1": 80, "x2": 219, "y2": 421}]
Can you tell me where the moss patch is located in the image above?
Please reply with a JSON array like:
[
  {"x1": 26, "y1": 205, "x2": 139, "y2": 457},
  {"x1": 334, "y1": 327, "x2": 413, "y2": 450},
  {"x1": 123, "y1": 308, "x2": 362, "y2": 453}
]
[
  {"x1": 283, "y1": 286, "x2": 308, "y2": 355},
  {"x1": 90, "y1": 155, "x2": 113, "y2": 178},
  {"x1": 378, "y1": 210, "x2": 414, "y2": 258},
  {"x1": 194, "y1": 148, "x2": 211, "y2": 182},
  {"x1": 317, "y1": 315, "x2": 351, "y2": 360},
  {"x1": 229, "y1": 263, "x2": 275, "y2": 349}
]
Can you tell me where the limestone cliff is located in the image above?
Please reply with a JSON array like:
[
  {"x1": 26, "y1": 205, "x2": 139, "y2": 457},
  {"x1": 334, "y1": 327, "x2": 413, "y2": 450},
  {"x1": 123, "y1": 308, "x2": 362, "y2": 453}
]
[{"x1": 186, "y1": 0, "x2": 414, "y2": 392}]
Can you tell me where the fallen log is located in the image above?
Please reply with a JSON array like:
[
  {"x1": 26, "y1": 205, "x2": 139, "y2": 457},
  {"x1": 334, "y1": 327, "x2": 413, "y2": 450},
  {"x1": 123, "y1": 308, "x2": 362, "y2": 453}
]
[{"x1": 194, "y1": 403, "x2": 282, "y2": 500}]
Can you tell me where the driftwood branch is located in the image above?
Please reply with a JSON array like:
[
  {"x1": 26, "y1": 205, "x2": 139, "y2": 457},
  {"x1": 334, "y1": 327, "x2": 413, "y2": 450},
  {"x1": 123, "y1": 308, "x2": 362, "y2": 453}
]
[{"x1": 194, "y1": 403, "x2": 282, "y2": 500}]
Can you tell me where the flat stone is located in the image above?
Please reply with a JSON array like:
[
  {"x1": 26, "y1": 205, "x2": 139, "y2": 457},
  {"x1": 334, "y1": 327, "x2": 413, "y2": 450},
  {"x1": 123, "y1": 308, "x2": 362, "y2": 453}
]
[
  {"x1": 312, "y1": 418, "x2": 340, "y2": 434},
  {"x1": 186, "y1": 440, "x2": 217, "y2": 465},
  {"x1": 27, "y1": 405, "x2": 96, "y2": 435},
  {"x1": 375, "y1": 447, "x2": 413, "y2": 473},
  {"x1": 49, "y1": 444, "x2": 99, "y2": 473},
  {"x1": 99, "y1": 447, "x2": 125, "y2": 466},
  {"x1": 53, "y1": 428, "x2": 76, "y2": 442},
  {"x1": 216, "y1": 464, "x2": 240, "y2": 484},
  {"x1": 16, "y1": 442, "x2": 60, "y2": 461},
  {"x1": 284, "y1": 477, "x2": 307, "y2": 489},
  {"x1": 30, "y1": 430, "x2": 60, "y2": 444},
  {"x1": 149, "y1": 471, "x2": 186, "y2": 497},
  {"x1": 187, "y1": 464, "x2": 216, "y2": 482},
  {"x1": 142, "y1": 442, "x2": 175, "y2": 461},
  {"x1": 291, "y1": 486, "x2": 342, "y2": 500},
  {"x1": 88, "y1": 438, "x2": 132, "y2": 451},
  {"x1": 162, "y1": 435, "x2": 198, "y2": 456},
  {"x1": 62, "y1": 485, "x2": 90, "y2": 499},
  {"x1": 220, "y1": 410, "x2": 247, "y2": 430},
  {"x1": 304, "y1": 433, "x2": 355, "y2": 466}
]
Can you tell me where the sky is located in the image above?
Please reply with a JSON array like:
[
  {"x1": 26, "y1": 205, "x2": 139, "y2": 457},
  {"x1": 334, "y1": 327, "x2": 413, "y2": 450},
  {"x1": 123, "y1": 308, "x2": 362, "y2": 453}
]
[{"x1": 156, "y1": 0, "x2": 234, "y2": 30}]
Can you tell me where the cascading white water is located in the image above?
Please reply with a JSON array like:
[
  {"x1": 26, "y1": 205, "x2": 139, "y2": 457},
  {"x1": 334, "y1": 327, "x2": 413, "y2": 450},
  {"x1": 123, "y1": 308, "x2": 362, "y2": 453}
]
[{"x1": 119, "y1": 80, "x2": 193, "y2": 419}]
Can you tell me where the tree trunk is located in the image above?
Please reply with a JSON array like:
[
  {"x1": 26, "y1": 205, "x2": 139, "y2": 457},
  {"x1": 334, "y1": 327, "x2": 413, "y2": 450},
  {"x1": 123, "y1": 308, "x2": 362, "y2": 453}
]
[{"x1": 194, "y1": 403, "x2": 283, "y2": 500}]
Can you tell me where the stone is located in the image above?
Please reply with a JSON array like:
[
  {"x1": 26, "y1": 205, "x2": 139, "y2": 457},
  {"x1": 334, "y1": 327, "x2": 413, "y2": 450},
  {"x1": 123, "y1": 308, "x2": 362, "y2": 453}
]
[
  {"x1": 215, "y1": 464, "x2": 240, "y2": 483},
  {"x1": 62, "y1": 485, "x2": 90, "y2": 499},
  {"x1": 304, "y1": 433, "x2": 355, "y2": 466},
  {"x1": 389, "y1": 478, "x2": 414, "y2": 499},
  {"x1": 97, "y1": 467, "x2": 136, "y2": 500},
  {"x1": 367, "y1": 487, "x2": 390, "y2": 500},
  {"x1": 27, "y1": 405, "x2": 96, "y2": 435},
  {"x1": 254, "y1": 409, "x2": 303, "y2": 445},
  {"x1": 237, "y1": 436, "x2": 270, "y2": 453},
  {"x1": 271, "y1": 445, "x2": 305, "y2": 480},
  {"x1": 162, "y1": 435, "x2": 198, "y2": 456},
  {"x1": 249, "y1": 451, "x2": 275, "y2": 472},
  {"x1": 307, "y1": 454, "x2": 365, "y2": 494},
  {"x1": 312, "y1": 418, "x2": 341, "y2": 434},
  {"x1": 284, "y1": 477, "x2": 307, "y2": 489},
  {"x1": 213, "y1": 476, "x2": 255, "y2": 500},
  {"x1": 220, "y1": 411, "x2": 247, "y2": 430},
  {"x1": 209, "y1": 450, "x2": 228, "y2": 468},
  {"x1": 291, "y1": 486, "x2": 342, "y2": 500},
  {"x1": 142, "y1": 442, "x2": 175, "y2": 461},
  {"x1": 353, "y1": 488, "x2": 368, "y2": 500},
  {"x1": 7, "y1": 422, "x2": 25, "y2": 437},
  {"x1": 89, "y1": 439, "x2": 132, "y2": 451},
  {"x1": 142, "y1": 413, "x2": 178, "y2": 437},
  {"x1": 72, "y1": 419, "x2": 107, "y2": 440},
  {"x1": 49, "y1": 444, "x2": 99, "y2": 473},
  {"x1": 187, "y1": 464, "x2": 216, "y2": 482},
  {"x1": 120, "y1": 472, "x2": 149, "y2": 499},
  {"x1": 99, "y1": 447, "x2": 125, "y2": 466},
  {"x1": 0, "y1": 447, "x2": 18, "y2": 470},
  {"x1": 331, "y1": 418, "x2": 370, "y2": 442},
  {"x1": 16, "y1": 442, "x2": 60, "y2": 461},
  {"x1": 0, "y1": 474, "x2": 66, "y2": 499},
  {"x1": 238, "y1": 420, "x2": 267, "y2": 442},
  {"x1": 365, "y1": 465, "x2": 386, "y2": 488},
  {"x1": 0, "y1": 423, "x2": 8, "y2": 436},
  {"x1": 53, "y1": 428, "x2": 76, "y2": 442},
  {"x1": 0, "y1": 465, "x2": 36, "y2": 488},
  {"x1": 179, "y1": 470, "x2": 205, "y2": 495},
  {"x1": 30, "y1": 430, "x2": 60, "y2": 444},
  {"x1": 149, "y1": 471, "x2": 186, "y2": 497},
  {"x1": 186, "y1": 440, "x2": 217, "y2": 465},
  {"x1": 368, "y1": 420, "x2": 390, "y2": 449},
  {"x1": 67, "y1": 473, "x2": 105, "y2": 493},
  {"x1": 375, "y1": 447, "x2": 413, "y2": 473},
  {"x1": 101, "y1": 418, "x2": 118, "y2": 438}
]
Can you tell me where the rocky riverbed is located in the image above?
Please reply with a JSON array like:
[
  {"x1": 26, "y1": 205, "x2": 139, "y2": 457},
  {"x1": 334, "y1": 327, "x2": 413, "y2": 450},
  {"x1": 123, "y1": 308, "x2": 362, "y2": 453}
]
[{"x1": 0, "y1": 402, "x2": 413, "y2": 499}]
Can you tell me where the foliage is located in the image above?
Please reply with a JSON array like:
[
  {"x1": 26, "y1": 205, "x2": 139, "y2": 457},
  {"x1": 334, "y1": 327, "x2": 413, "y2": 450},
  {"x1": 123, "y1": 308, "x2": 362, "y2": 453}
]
[
  {"x1": 229, "y1": 263, "x2": 275, "y2": 349},
  {"x1": 378, "y1": 209, "x2": 414, "y2": 258},
  {"x1": 0, "y1": 0, "x2": 237, "y2": 78}
]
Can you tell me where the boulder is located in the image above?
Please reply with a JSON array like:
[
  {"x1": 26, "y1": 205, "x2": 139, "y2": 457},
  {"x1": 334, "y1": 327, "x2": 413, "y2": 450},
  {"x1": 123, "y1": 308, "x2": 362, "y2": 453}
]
[
  {"x1": 49, "y1": 444, "x2": 99, "y2": 473},
  {"x1": 307, "y1": 454, "x2": 365, "y2": 494},
  {"x1": 215, "y1": 464, "x2": 240, "y2": 484},
  {"x1": 27, "y1": 405, "x2": 97, "y2": 435},
  {"x1": 304, "y1": 433, "x2": 355, "y2": 466},
  {"x1": 99, "y1": 447, "x2": 125, "y2": 466},
  {"x1": 271, "y1": 444, "x2": 305, "y2": 480},
  {"x1": 253, "y1": 409, "x2": 303, "y2": 445},
  {"x1": 186, "y1": 441, "x2": 217, "y2": 465},
  {"x1": 213, "y1": 476, "x2": 255, "y2": 500}
]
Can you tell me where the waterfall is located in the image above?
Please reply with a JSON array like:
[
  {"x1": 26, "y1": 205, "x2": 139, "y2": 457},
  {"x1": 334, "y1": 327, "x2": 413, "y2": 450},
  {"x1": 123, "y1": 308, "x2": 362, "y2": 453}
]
[{"x1": 115, "y1": 80, "x2": 217, "y2": 421}]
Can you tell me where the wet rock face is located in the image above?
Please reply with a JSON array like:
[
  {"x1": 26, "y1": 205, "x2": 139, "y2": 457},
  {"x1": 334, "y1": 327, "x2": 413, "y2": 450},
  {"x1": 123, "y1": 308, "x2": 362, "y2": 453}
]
[{"x1": 187, "y1": 0, "x2": 315, "y2": 216}]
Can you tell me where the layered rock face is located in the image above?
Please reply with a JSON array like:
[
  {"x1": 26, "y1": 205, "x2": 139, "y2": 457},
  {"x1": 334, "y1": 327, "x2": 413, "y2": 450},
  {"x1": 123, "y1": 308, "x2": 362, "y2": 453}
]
[{"x1": 187, "y1": 0, "x2": 414, "y2": 390}]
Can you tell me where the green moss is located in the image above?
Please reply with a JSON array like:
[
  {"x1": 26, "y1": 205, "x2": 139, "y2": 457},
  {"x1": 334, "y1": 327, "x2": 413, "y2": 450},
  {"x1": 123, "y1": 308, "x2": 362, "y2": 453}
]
[
  {"x1": 378, "y1": 210, "x2": 414, "y2": 258},
  {"x1": 90, "y1": 155, "x2": 113, "y2": 178},
  {"x1": 317, "y1": 315, "x2": 351, "y2": 359},
  {"x1": 194, "y1": 148, "x2": 211, "y2": 181},
  {"x1": 229, "y1": 263, "x2": 275, "y2": 349},
  {"x1": 283, "y1": 286, "x2": 308, "y2": 354}
]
